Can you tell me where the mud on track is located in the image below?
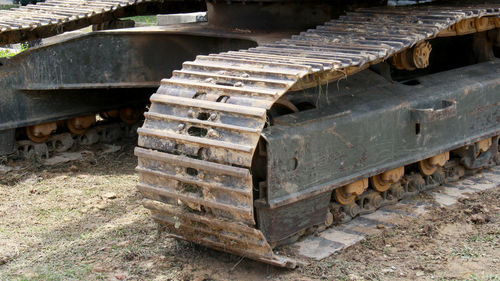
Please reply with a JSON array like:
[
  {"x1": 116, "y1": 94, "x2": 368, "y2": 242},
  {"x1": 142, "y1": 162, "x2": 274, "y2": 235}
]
[{"x1": 0, "y1": 139, "x2": 499, "y2": 280}]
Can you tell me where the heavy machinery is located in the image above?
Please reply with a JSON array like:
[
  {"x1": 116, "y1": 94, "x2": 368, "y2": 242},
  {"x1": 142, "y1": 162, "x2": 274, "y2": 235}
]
[{"x1": 1, "y1": 0, "x2": 499, "y2": 268}]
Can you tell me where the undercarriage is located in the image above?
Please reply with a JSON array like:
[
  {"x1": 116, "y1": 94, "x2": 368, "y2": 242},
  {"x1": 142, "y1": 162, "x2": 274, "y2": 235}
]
[
  {"x1": 136, "y1": 2, "x2": 500, "y2": 267},
  {"x1": 0, "y1": 0, "x2": 499, "y2": 268}
]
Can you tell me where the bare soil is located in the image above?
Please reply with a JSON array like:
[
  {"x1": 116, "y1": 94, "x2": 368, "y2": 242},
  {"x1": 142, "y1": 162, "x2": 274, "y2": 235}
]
[{"x1": 1, "y1": 139, "x2": 499, "y2": 281}]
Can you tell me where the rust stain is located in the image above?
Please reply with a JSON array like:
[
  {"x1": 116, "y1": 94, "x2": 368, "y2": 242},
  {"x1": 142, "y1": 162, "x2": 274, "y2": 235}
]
[{"x1": 328, "y1": 123, "x2": 354, "y2": 149}]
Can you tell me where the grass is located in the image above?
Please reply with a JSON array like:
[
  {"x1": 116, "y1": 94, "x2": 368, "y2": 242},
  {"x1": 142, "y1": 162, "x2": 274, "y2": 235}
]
[
  {"x1": 452, "y1": 245, "x2": 480, "y2": 260},
  {"x1": 467, "y1": 233, "x2": 498, "y2": 243},
  {"x1": 0, "y1": 43, "x2": 28, "y2": 58},
  {"x1": 466, "y1": 274, "x2": 500, "y2": 281},
  {"x1": 0, "y1": 48, "x2": 18, "y2": 58},
  {"x1": 122, "y1": 15, "x2": 157, "y2": 24}
]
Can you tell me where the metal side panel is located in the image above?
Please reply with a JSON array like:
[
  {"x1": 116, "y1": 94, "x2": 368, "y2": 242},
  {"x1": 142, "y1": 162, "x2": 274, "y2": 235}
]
[
  {"x1": 264, "y1": 60, "x2": 500, "y2": 207},
  {"x1": 256, "y1": 61, "x2": 500, "y2": 241},
  {"x1": 0, "y1": 30, "x2": 257, "y2": 132}
]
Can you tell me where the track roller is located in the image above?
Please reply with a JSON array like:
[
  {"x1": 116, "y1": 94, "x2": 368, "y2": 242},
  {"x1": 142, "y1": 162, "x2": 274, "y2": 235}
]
[
  {"x1": 333, "y1": 178, "x2": 368, "y2": 205},
  {"x1": 67, "y1": 115, "x2": 96, "y2": 135},
  {"x1": 370, "y1": 167, "x2": 405, "y2": 192},
  {"x1": 418, "y1": 152, "x2": 450, "y2": 176},
  {"x1": 26, "y1": 122, "x2": 57, "y2": 143}
]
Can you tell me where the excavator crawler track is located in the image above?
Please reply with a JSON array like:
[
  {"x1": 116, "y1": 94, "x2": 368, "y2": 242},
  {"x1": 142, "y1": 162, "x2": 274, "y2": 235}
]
[
  {"x1": 0, "y1": 0, "x2": 200, "y2": 44},
  {"x1": 136, "y1": 4, "x2": 500, "y2": 267}
]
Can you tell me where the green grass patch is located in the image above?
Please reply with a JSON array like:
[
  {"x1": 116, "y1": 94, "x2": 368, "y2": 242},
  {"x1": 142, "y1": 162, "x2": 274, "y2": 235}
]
[
  {"x1": 0, "y1": 48, "x2": 17, "y2": 58},
  {"x1": 123, "y1": 15, "x2": 156, "y2": 24},
  {"x1": 451, "y1": 246, "x2": 479, "y2": 260},
  {"x1": 0, "y1": 43, "x2": 28, "y2": 58},
  {"x1": 467, "y1": 234, "x2": 497, "y2": 243}
]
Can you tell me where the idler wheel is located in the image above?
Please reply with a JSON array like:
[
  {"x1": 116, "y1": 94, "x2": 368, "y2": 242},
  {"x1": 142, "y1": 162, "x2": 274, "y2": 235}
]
[
  {"x1": 67, "y1": 115, "x2": 96, "y2": 135},
  {"x1": 419, "y1": 152, "x2": 450, "y2": 176},
  {"x1": 333, "y1": 178, "x2": 368, "y2": 205},
  {"x1": 371, "y1": 167, "x2": 405, "y2": 192},
  {"x1": 26, "y1": 122, "x2": 57, "y2": 143}
]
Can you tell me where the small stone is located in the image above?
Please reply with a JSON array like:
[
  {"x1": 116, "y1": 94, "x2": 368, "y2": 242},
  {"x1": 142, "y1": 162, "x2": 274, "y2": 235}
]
[
  {"x1": 377, "y1": 224, "x2": 386, "y2": 229},
  {"x1": 102, "y1": 192, "x2": 117, "y2": 200},
  {"x1": 70, "y1": 165, "x2": 79, "y2": 172},
  {"x1": 95, "y1": 203, "x2": 106, "y2": 210},
  {"x1": 102, "y1": 144, "x2": 121, "y2": 154},
  {"x1": 416, "y1": 271, "x2": 425, "y2": 277}
]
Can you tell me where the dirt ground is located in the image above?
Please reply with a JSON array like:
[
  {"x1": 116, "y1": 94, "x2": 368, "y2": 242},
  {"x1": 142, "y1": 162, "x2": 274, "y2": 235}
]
[{"x1": 0, "y1": 139, "x2": 499, "y2": 281}]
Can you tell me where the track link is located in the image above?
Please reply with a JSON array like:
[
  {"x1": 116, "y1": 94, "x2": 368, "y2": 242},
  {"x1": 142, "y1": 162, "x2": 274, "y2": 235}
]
[{"x1": 136, "y1": 4, "x2": 500, "y2": 267}]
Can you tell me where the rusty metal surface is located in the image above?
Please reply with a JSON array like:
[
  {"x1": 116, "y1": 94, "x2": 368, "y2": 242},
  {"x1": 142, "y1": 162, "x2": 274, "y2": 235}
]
[
  {"x1": 0, "y1": 0, "x2": 205, "y2": 44},
  {"x1": 0, "y1": 29, "x2": 257, "y2": 135},
  {"x1": 258, "y1": 62, "x2": 500, "y2": 242},
  {"x1": 136, "y1": 4, "x2": 500, "y2": 267}
]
